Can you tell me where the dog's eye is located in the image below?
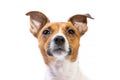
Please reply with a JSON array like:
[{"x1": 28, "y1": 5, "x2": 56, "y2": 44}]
[
  {"x1": 42, "y1": 30, "x2": 50, "y2": 35},
  {"x1": 67, "y1": 29, "x2": 75, "y2": 35}
]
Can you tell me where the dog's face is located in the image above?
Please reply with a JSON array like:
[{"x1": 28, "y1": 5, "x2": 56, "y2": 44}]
[
  {"x1": 38, "y1": 22, "x2": 81, "y2": 63},
  {"x1": 26, "y1": 11, "x2": 93, "y2": 65}
]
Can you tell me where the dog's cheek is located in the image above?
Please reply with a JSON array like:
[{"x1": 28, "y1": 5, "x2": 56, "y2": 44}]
[
  {"x1": 71, "y1": 43, "x2": 80, "y2": 62},
  {"x1": 38, "y1": 39, "x2": 55, "y2": 65},
  {"x1": 38, "y1": 40, "x2": 47, "y2": 54},
  {"x1": 37, "y1": 34, "x2": 48, "y2": 62},
  {"x1": 66, "y1": 36, "x2": 80, "y2": 62},
  {"x1": 38, "y1": 37, "x2": 45, "y2": 54}
]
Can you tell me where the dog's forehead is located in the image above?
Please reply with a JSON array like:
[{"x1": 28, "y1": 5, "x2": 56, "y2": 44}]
[{"x1": 44, "y1": 22, "x2": 74, "y2": 29}]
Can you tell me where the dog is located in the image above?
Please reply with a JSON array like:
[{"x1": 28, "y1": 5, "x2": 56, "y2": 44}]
[{"x1": 26, "y1": 11, "x2": 93, "y2": 80}]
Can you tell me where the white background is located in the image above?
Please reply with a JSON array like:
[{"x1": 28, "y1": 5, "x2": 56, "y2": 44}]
[{"x1": 0, "y1": 0, "x2": 120, "y2": 80}]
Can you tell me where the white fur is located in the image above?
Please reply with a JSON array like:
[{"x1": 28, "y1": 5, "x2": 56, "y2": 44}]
[{"x1": 45, "y1": 59, "x2": 85, "y2": 80}]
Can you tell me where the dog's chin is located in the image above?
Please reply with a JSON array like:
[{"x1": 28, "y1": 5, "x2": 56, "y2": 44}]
[{"x1": 47, "y1": 48, "x2": 71, "y2": 57}]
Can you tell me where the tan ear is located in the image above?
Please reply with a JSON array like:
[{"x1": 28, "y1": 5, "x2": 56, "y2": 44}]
[
  {"x1": 68, "y1": 14, "x2": 94, "y2": 36},
  {"x1": 26, "y1": 11, "x2": 50, "y2": 37}
]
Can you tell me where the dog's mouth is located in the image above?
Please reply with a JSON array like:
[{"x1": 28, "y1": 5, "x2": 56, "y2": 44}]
[
  {"x1": 47, "y1": 45, "x2": 72, "y2": 56},
  {"x1": 54, "y1": 46, "x2": 65, "y2": 52}
]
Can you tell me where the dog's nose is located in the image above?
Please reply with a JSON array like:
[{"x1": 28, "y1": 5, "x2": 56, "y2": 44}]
[{"x1": 54, "y1": 36, "x2": 65, "y2": 45}]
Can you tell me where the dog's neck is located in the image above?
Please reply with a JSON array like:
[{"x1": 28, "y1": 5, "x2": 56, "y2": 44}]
[{"x1": 45, "y1": 57, "x2": 83, "y2": 80}]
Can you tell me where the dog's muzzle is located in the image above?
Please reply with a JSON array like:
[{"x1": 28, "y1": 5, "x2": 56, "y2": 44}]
[{"x1": 47, "y1": 35, "x2": 71, "y2": 57}]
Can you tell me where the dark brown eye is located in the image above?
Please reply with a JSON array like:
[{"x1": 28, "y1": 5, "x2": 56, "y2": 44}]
[
  {"x1": 42, "y1": 30, "x2": 50, "y2": 35},
  {"x1": 67, "y1": 29, "x2": 75, "y2": 35}
]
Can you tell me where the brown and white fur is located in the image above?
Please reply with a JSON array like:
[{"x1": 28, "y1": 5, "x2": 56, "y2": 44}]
[{"x1": 26, "y1": 11, "x2": 93, "y2": 80}]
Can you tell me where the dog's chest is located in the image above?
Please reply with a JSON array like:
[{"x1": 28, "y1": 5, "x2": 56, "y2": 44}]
[{"x1": 46, "y1": 59, "x2": 80, "y2": 80}]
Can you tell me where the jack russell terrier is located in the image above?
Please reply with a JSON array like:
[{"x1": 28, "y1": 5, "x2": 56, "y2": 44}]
[{"x1": 26, "y1": 11, "x2": 93, "y2": 80}]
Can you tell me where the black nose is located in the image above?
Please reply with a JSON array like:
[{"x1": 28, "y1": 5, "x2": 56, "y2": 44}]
[{"x1": 54, "y1": 36, "x2": 65, "y2": 45}]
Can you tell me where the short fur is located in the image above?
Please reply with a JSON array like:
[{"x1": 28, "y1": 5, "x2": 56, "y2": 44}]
[{"x1": 26, "y1": 11, "x2": 93, "y2": 80}]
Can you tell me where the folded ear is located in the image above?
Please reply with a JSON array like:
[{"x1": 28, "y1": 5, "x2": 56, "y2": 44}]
[
  {"x1": 68, "y1": 14, "x2": 94, "y2": 36},
  {"x1": 26, "y1": 11, "x2": 50, "y2": 37}
]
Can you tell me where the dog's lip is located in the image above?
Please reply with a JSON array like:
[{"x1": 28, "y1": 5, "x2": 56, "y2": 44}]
[
  {"x1": 54, "y1": 47, "x2": 65, "y2": 52},
  {"x1": 47, "y1": 42, "x2": 72, "y2": 56},
  {"x1": 47, "y1": 47, "x2": 72, "y2": 56}
]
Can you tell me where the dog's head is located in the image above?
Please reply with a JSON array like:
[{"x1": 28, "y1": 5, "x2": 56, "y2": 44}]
[{"x1": 26, "y1": 11, "x2": 93, "y2": 65}]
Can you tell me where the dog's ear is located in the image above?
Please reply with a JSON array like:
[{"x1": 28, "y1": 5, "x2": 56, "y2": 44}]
[
  {"x1": 26, "y1": 11, "x2": 50, "y2": 37},
  {"x1": 68, "y1": 14, "x2": 94, "y2": 36}
]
